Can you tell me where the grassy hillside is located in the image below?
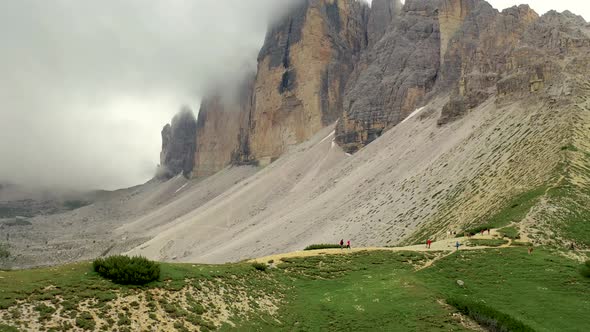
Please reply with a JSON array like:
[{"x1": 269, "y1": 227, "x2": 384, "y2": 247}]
[
  {"x1": 1, "y1": 247, "x2": 588, "y2": 331},
  {"x1": 406, "y1": 91, "x2": 590, "y2": 250}
]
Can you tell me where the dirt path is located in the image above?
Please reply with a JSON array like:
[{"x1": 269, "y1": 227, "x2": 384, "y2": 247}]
[{"x1": 251, "y1": 229, "x2": 515, "y2": 264}]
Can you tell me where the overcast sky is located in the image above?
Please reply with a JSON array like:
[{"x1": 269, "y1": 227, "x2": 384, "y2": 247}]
[
  {"x1": 0, "y1": 0, "x2": 295, "y2": 190},
  {"x1": 0, "y1": 0, "x2": 587, "y2": 191}
]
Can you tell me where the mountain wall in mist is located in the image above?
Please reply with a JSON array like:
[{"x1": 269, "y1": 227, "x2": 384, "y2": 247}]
[{"x1": 159, "y1": 0, "x2": 590, "y2": 178}]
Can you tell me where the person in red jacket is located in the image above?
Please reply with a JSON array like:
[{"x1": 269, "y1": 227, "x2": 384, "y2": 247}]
[
  {"x1": 346, "y1": 240, "x2": 351, "y2": 249},
  {"x1": 426, "y1": 239, "x2": 432, "y2": 249},
  {"x1": 339, "y1": 239, "x2": 344, "y2": 249}
]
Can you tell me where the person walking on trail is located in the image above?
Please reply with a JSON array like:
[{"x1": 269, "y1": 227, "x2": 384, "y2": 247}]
[
  {"x1": 346, "y1": 240, "x2": 351, "y2": 249},
  {"x1": 340, "y1": 239, "x2": 344, "y2": 249},
  {"x1": 487, "y1": 229, "x2": 491, "y2": 235},
  {"x1": 455, "y1": 241, "x2": 461, "y2": 250},
  {"x1": 426, "y1": 239, "x2": 432, "y2": 249}
]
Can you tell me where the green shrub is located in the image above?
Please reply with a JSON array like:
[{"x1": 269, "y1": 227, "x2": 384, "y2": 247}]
[
  {"x1": 512, "y1": 241, "x2": 532, "y2": 247},
  {"x1": 34, "y1": 303, "x2": 56, "y2": 321},
  {"x1": 581, "y1": 261, "x2": 590, "y2": 278},
  {"x1": 466, "y1": 239, "x2": 508, "y2": 247},
  {"x1": 560, "y1": 144, "x2": 578, "y2": 151},
  {"x1": 63, "y1": 200, "x2": 91, "y2": 210},
  {"x1": 461, "y1": 225, "x2": 492, "y2": 236},
  {"x1": 75, "y1": 311, "x2": 96, "y2": 330},
  {"x1": 447, "y1": 297, "x2": 535, "y2": 332},
  {"x1": 252, "y1": 262, "x2": 267, "y2": 272},
  {"x1": 93, "y1": 255, "x2": 160, "y2": 285},
  {"x1": 0, "y1": 324, "x2": 19, "y2": 332},
  {"x1": 117, "y1": 312, "x2": 131, "y2": 326},
  {"x1": 0, "y1": 244, "x2": 9, "y2": 259},
  {"x1": 498, "y1": 226, "x2": 520, "y2": 239},
  {"x1": 304, "y1": 244, "x2": 342, "y2": 251}
]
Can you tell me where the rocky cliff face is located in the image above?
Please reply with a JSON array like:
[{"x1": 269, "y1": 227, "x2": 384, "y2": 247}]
[
  {"x1": 193, "y1": 76, "x2": 255, "y2": 178},
  {"x1": 158, "y1": 0, "x2": 590, "y2": 178},
  {"x1": 158, "y1": 107, "x2": 197, "y2": 179},
  {"x1": 247, "y1": 0, "x2": 369, "y2": 164},
  {"x1": 336, "y1": 0, "x2": 442, "y2": 153},
  {"x1": 437, "y1": 3, "x2": 589, "y2": 124},
  {"x1": 336, "y1": 0, "x2": 590, "y2": 151},
  {"x1": 367, "y1": 0, "x2": 402, "y2": 47}
]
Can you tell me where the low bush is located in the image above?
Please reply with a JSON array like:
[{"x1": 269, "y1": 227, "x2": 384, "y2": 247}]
[
  {"x1": 304, "y1": 244, "x2": 342, "y2": 251},
  {"x1": 498, "y1": 226, "x2": 520, "y2": 239},
  {"x1": 34, "y1": 303, "x2": 56, "y2": 321},
  {"x1": 462, "y1": 225, "x2": 492, "y2": 236},
  {"x1": 447, "y1": 297, "x2": 535, "y2": 332},
  {"x1": 581, "y1": 261, "x2": 590, "y2": 278},
  {"x1": 512, "y1": 241, "x2": 532, "y2": 247},
  {"x1": 466, "y1": 239, "x2": 508, "y2": 247},
  {"x1": 0, "y1": 244, "x2": 9, "y2": 259},
  {"x1": 252, "y1": 262, "x2": 267, "y2": 272},
  {"x1": 560, "y1": 144, "x2": 578, "y2": 151},
  {"x1": 63, "y1": 200, "x2": 91, "y2": 210},
  {"x1": 0, "y1": 324, "x2": 19, "y2": 332},
  {"x1": 93, "y1": 255, "x2": 160, "y2": 285},
  {"x1": 75, "y1": 311, "x2": 96, "y2": 330}
]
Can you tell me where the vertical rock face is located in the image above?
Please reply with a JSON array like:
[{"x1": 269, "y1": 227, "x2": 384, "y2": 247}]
[
  {"x1": 193, "y1": 76, "x2": 255, "y2": 178},
  {"x1": 436, "y1": 4, "x2": 588, "y2": 125},
  {"x1": 336, "y1": 0, "x2": 442, "y2": 153},
  {"x1": 248, "y1": 0, "x2": 369, "y2": 164},
  {"x1": 158, "y1": 107, "x2": 197, "y2": 179},
  {"x1": 337, "y1": 0, "x2": 590, "y2": 150},
  {"x1": 438, "y1": 0, "x2": 483, "y2": 66},
  {"x1": 367, "y1": 0, "x2": 402, "y2": 47}
]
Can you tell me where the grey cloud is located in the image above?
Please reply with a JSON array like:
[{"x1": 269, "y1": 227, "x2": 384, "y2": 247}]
[{"x1": 0, "y1": 0, "x2": 297, "y2": 190}]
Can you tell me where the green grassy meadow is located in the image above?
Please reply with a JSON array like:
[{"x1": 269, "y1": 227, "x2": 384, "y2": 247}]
[{"x1": 1, "y1": 247, "x2": 589, "y2": 331}]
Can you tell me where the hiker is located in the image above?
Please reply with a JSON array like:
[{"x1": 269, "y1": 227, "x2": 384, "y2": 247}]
[
  {"x1": 426, "y1": 239, "x2": 432, "y2": 249},
  {"x1": 487, "y1": 229, "x2": 490, "y2": 235},
  {"x1": 346, "y1": 240, "x2": 351, "y2": 249},
  {"x1": 528, "y1": 246, "x2": 534, "y2": 255},
  {"x1": 455, "y1": 241, "x2": 461, "y2": 250},
  {"x1": 569, "y1": 242, "x2": 576, "y2": 250},
  {"x1": 481, "y1": 229, "x2": 485, "y2": 236},
  {"x1": 340, "y1": 239, "x2": 344, "y2": 249}
]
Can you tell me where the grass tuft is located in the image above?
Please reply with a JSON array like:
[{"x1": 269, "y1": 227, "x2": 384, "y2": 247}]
[
  {"x1": 251, "y1": 262, "x2": 267, "y2": 272},
  {"x1": 498, "y1": 226, "x2": 520, "y2": 239},
  {"x1": 581, "y1": 261, "x2": 590, "y2": 278},
  {"x1": 303, "y1": 244, "x2": 342, "y2": 251},
  {"x1": 0, "y1": 244, "x2": 9, "y2": 260},
  {"x1": 75, "y1": 311, "x2": 96, "y2": 330},
  {"x1": 466, "y1": 239, "x2": 509, "y2": 247}
]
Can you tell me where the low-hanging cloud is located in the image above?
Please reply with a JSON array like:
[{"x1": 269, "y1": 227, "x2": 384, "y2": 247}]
[{"x1": 0, "y1": 0, "x2": 298, "y2": 191}]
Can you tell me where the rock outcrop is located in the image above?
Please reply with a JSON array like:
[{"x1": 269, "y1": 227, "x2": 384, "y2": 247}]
[
  {"x1": 193, "y1": 76, "x2": 255, "y2": 178},
  {"x1": 158, "y1": 107, "x2": 197, "y2": 179},
  {"x1": 437, "y1": 4, "x2": 589, "y2": 124},
  {"x1": 336, "y1": 0, "x2": 442, "y2": 153},
  {"x1": 247, "y1": 0, "x2": 369, "y2": 164},
  {"x1": 367, "y1": 0, "x2": 402, "y2": 47},
  {"x1": 337, "y1": 0, "x2": 590, "y2": 150},
  {"x1": 172, "y1": 0, "x2": 376, "y2": 177}
]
